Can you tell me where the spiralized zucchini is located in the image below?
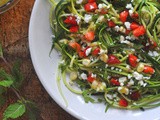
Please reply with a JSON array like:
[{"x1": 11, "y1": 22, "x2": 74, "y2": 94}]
[{"x1": 49, "y1": 0, "x2": 160, "y2": 110}]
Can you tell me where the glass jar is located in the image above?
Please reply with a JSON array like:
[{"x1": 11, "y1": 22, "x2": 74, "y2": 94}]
[{"x1": 0, "y1": 0, "x2": 20, "y2": 14}]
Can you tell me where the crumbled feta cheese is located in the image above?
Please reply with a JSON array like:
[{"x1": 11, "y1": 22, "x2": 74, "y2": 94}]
[
  {"x1": 119, "y1": 69, "x2": 122, "y2": 72},
  {"x1": 146, "y1": 43, "x2": 149, "y2": 46},
  {"x1": 143, "y1": 76, "x2": 151, "y2": 80},
  {"x1": 85, "y1": 47, "x2": 92, "y2": 56},
  {"x1": 113, "y1": 93, "x2": 117, "y2": 98},
  {"x1": 127, "y1": 74, "x2": 132, "y2": 79},
  {"x1": 76, "y1": 0, "x2": 83, "y2": 4},
  {"x1": 120, "y1": 40, "x2": 133, "y2": 46},
  {"x1": 91, "y1": 73, "x2": 97, "y2": 78},
  {"x1": 98, "y1": 3, "x2": 107, "y2": 9},
  {"x1": 124, "y1": 22, "x2": 131, "y2": 30},
  {"x1": 84, "y1": 14, "x2": 92, "y2": 23},
  {"x1": 148, "y1": 51, "x2": 159, "y2": 57},
  {"x1": 120, "y1": 35, "x2": 125, "y2": 41},
  {"x1": 105, "y1": 64, "x2": 108, "y2": 68},
  {"x1": 128, "y1": 79, "x2": 134, "y2": 86},
  {"x1": 129, "y1": 9, "x2": 133, "y2": 16},
  {"x1": 111, "y1": 67, "x2": 115, "y2": 70},
  {"x1": 75, "y1": 16, "x2": 81, "y2": 24},
  {"x1": 153, "y1": 51, "x2": 159, "y2": 57},
  {"x1": 126, "y1": 3, "x2": 133, "y2": 9},
  {"x1": 106, "y1": 94, "x2": 113, "y2": 100},
  {"x1": 132, "y1": 72, "x2": 143, "y2": 80},
  {"x1": 115, "y1": 68, "x2": 119, "y2": 71},
  {"x1": 126, "y1": 65, "x2": 130, "y2": 69},
  {"x1": 99, "y1": 49, "x2": 108, "y2": 55},
  {"x1": 114, "y1": 26, "x2": 120, "y2": 32},
  {"x1": 138, "y1": 80, "x2": 144, "y2": 86},
  {"x1": 96, "y1": 16, "x2": 105, "y2": 23},
  {"x1": 119, "y1": 77, "x2": 127, "y2": 83},
  {"x1": 80, "y1": 73, "x2": 87, "y2": 80},
  {"x1": 126, "y1": 36, "x2": 131, "y2": 40},
  {"x1": 120, "y1": 83, "x2": 124, "y2": 86}
]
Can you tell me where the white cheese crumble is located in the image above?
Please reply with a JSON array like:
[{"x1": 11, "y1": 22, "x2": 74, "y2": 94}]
[
  {"x1": 128, "y1": 79, "x2": 134, "y2": 86},
  {"x1": 127, "y1": 74, "x2": 132, "y2": 79},
  {"x1": 98, "y1": 3, "x2": 107, "y2": 9},
  {"x1": 124, "y1": 22, "x2": 131, "y2": 30},
  {"x1": 148, "y1": 51, "x2": 159, "y2": 57},
  {"x1": 106, "y1": 94, "x2": 113, "y2": 100},
  {"x1": 119, "y1": 77, "x2": 127, "y2": 83},
  {"x1": 80, "y1": 73, "x2": 87, "y2": 80},
  {"x1": 132, "y1": 72, "x2": 143, "y2": 80},
  {"x1": 91, "y1": 73, "x2": 97, "y2": 78},
  {"x1": 75, "y1": 16, "x2": 81, "y2": 24},
  {"x1": 129, "y1": 9, "x2": 134, "y2": 16},
  {"x1": 126, "y1": 3, "x2": 133, "y2": 9},
  {"x1": 111, "y1": 67, "x2": 115, "y2": 70},
  {"x1": 84, "y1": 14, "x2": 92, "y2": 23},
  {"x1": 76, "y1": 0, "x2": 83, "y2": 4},
  {"x1": 99, "y1": 49, "x2": 108, "y2": 55},
  {"x1": 120, "y1": 35, "x2": 125, "y2": 41},
  {"x1": 85, "y1": 47, "x2": 92, "y2": 56},
  {"x1": 114, "y1": 26, "x2": 120, "y2": 32}
]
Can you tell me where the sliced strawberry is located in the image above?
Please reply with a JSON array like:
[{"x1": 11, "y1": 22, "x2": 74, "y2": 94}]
[
  {"x1": 131, "y1": 12, "x2": 139, "y2": 19},
  {"x1": 84, "y1": 31, "x2": 95, "y2": 41},
  {"x1": 120, "y1": 10, "x2": 129, "y2": 23},
  {"x1": 107, "y1": 55, "x2": 121, "y2": 64},
  {"x1": 64, "y1": 16, "x2": 77, "y2": 25},
  {"x1": 125, "y1": 29, "x2": 131, "y2": 35},
  {"x1": 68, "y1": 41, "x2": 81, "y2": 52},
  {"x1": 119, "y1": 98, "x2": 128, "y2": 107},
  {"x1": 108, "y1": 20, "x2": 115, "y2": 27},
  {"x1": 69, "y1": 26, "x2": 79, "y2": 33},
  {"x1": 78, "y1": 51, "x2": 86, "y2": 58},
  {"x1": 130, "y1": 91, "x2": 141, "y2": 101},
  {"x1": 100, "y1": 8, "x2": 108, "y2": 14},
  {"x1": 110, "y1": 78, "x2": 120, "y2": 86},
  {"x1": 133, "y1": 26, "x2": 146, "y2": 37},
  {"x1": 130, "y1": 22, "x2": 139, "y2": 30},
  {"x1": 128, "y1": 54, "x2": 138, "y2": 67},
  {"x1": 84, "y1": 2, "x2": 98, "y2": 12},
  {"x1": 88, "y1": 0, "x2": 95, "y2": 3},
  {"x1": 143, "y1": 66, "x2": 155, "y2": 74},
  {"x1": 87, "y1": 74, "x2": 95, "y2": 82},
  {"x1": 92, "y1": 47, "x2": 100, "y2": 56}
]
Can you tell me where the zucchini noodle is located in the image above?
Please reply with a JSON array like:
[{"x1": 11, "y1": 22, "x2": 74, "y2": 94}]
[{"x1": 49, "y1": 0, "x2": 160, "y2": 111}]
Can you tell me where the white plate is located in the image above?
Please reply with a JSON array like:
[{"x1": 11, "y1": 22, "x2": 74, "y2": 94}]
[{"x1": 29, "y1": 0, "x2": 160, "y2": 120}]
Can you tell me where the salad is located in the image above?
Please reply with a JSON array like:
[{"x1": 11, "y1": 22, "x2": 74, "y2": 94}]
[{"x1": 49, "y1": 0, "x2": 160, "y2": 110}]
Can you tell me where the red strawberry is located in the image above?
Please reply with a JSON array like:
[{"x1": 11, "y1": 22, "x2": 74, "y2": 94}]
[
  {"x1": 110, "y1": 78, "x2": 120, "y2": 86},
  {"x1": 107, "y1": 55, "x2": 121, "y2": 64},
  {"x1": 64, "y1": 16, "x2": 77, "y2": 25},
  {"x1": 128, "y1": 54, "x2": 138, "y2": 67},
  {"x1": 120, "y1": 10, "x2": 129, "y2": 23},
  {"x1": 119, "y1": 98, "x2": 128, "y2": 107}
]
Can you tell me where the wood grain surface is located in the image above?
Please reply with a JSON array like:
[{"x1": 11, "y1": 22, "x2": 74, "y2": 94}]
[{"x1": 0, "y1": 0, "x2": 77, "y2": 119}]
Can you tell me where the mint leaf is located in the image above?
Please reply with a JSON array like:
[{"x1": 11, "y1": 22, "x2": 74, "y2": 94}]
[
  {"x1": 0, "y1": 80, "x2": 13, "y2": 87},
  {"x1": 3, "y1": 102, "x2": 26, "y2": 119},
  {"x1": 11, "y1": 61, "x2": 24, "y2": 89},
  {"x1": 0, "y1": 69, "x2": 14, "y2": 82}
]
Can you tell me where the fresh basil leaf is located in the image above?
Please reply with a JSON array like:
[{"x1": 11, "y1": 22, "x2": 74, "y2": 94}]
[
  {"x1": 0, "y1": 80, "x2": 13, "y2": 87},
  {"x1": 3, "y1": 102, "x2": 26, "y2": 119}
]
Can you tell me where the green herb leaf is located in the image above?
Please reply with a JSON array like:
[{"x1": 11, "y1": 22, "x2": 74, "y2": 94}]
[
  {"x1": 0, "y1": 80, "x2": 13, "y2": 87},
  {"x1": 3, "y1": 102, "x2": 26, "y2": 119},
  {"x1": 0, "y1": 69, "x2": 14, "y2": 82},
  {"x1": 11, "y1": 60, "x2": 24, "y2": 89},
  {"x1": 82, "y1": 90, "x2": 95, "y2": 103}
]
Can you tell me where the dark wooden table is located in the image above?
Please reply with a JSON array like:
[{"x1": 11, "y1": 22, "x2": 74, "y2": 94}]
[{"x1": 0, "y1": 0, "x2": 76, "y2": 119}]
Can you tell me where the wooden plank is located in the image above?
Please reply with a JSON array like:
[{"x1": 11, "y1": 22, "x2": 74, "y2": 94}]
[{"x1": 0, "y1": 0, "x2": 76, "y2": 119}]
